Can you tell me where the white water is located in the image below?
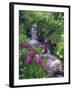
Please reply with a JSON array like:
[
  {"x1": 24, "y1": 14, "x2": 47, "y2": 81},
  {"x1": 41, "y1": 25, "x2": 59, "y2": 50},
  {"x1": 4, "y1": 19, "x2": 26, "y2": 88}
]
[{"x1": 29, "y1": 24, "x2": 38, "y2": 46}]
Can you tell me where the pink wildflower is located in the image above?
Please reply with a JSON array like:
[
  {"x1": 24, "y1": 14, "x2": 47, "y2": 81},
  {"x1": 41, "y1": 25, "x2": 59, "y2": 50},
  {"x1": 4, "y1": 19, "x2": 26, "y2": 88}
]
[
  {"x1": 35, "y1": 55, "x2": 42, "y2": 63},
  {"x1": 23, "y1": 41, "x2": 30, "y2": 48},
  {"x1": 25, "y1": 56, "x2": 32, "y2": 64},
  {"x1": 29, "y1": 49, "x2": 35, "y2": 58}
]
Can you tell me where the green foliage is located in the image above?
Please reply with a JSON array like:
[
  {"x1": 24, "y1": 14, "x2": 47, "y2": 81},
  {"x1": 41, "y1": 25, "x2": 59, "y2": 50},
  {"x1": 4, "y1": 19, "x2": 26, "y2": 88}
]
[
  {"x1": 20, "y1": 48, "x2": 29, "y2": 59},
  {"x1": 48, "y1": 13, "x2": 64, "y2": 44},
  {"x1": 19, "y1": 34, "x2": 27, "y2": 43},
  {"x1": 55, "y1": 34, "x2": 64, "y2": 59},
  {"x1": 34, "y1": 47, "x2": 42, "y2": 55},
  {"x1": 19, "y1": 24, "x2": 27, "y2": 35},
  {"x1": 19, "y1": 57, "x2": 46, "y2": 79}
]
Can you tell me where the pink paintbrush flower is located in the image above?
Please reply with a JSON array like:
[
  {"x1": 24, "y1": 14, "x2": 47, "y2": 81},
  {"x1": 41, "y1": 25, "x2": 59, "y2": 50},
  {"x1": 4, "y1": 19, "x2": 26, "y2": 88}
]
[
  {"x1": 23, "y1": 41, "x2": 30, "y2": 48},
  {"x1": 25, "y1": 56, "x2": 32, "y2": 64},
  {"x1": 35, "y1": 55, "x2": 42, "y2": 63},
  {"x1": 29, "y1": 48, "x2": 35, "y2": 58}
]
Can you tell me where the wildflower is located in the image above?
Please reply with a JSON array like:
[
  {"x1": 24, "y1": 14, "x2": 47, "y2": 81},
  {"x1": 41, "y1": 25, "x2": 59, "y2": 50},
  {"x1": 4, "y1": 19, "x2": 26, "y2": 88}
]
[
  {"x1": 25, "y1": 56, "x2": 32, "y2": 64},
  {"x1": 29, "y1": 48, "x2": 35, "y2": 58},
  {"x1": 35, "y1": 55, "x2": 42, "y2": 63},
  {"x1": 23, "y1": 41, "x2": 30, "y2": 48}
]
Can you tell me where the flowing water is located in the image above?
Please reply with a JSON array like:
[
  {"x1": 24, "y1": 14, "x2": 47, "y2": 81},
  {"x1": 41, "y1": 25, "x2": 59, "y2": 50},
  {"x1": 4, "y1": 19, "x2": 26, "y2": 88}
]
[{"x1": 29, "y1": 24, "x2": 38, "y2": 46}]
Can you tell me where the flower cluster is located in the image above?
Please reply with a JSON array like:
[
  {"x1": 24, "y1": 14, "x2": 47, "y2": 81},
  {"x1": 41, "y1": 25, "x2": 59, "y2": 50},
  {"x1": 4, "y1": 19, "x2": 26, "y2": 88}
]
[
  {"x1": 25, "y1": 48, "x2": 35, "y2": 64},
  {"x1": 23, "y1": 41, "x2": 30, "y2": 48},
  {"x1": 23, "y1": 41, "x2": 46, "y2": 65}
]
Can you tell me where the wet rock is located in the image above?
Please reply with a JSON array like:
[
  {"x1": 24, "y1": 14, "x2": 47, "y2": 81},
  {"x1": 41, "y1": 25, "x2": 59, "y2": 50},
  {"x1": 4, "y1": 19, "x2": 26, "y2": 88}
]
[{"x1": 45, "y1": 54, "x2": 64, "y2": 77}]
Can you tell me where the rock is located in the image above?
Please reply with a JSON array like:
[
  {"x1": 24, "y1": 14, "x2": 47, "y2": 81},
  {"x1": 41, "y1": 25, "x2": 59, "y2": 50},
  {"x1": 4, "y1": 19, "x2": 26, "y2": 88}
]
[{"x1": 45, "y1": 54, "x2": 64, "y2": 77}]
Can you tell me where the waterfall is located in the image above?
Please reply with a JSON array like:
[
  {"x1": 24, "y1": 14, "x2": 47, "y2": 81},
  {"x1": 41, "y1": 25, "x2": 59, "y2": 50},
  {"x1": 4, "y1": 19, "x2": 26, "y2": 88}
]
[
  {"x1": 29, "y1": 23, "x2": 38, "y2": 46},
  {"x1": 31, "y1": 26, "x2": 37, "y2": 40}
]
